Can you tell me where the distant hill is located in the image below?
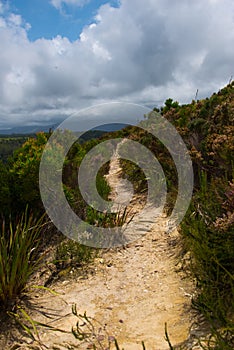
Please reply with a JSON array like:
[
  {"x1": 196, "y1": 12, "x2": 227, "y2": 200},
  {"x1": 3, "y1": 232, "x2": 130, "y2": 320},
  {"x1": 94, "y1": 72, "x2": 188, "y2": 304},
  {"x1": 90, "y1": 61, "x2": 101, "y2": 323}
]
[
  {"x1": 93, "y1": 123, "x2": 129, "y2": 132},
  {"x1": 0, "y1": 122, "x2": 129, "y2": 161},
  {"x1": 0, "y1": 124, "x2": 58, "y2": 136},
  {"x1": 0, "y1": 122, "x2": 129, "y2": 136}
]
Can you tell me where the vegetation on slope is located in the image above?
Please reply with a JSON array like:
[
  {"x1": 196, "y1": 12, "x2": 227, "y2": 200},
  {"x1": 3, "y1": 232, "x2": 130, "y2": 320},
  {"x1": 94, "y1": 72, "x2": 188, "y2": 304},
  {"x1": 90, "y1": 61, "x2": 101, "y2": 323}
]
[
  {"x1": 0, "y1": 129, "x2": 116, "y2": 310},
  {"x1": 0, "y1": 83, "x2": 233, "y2": 348},
  {"x1": 117, "y1": 82, "x2": 234, "y2": 348}
]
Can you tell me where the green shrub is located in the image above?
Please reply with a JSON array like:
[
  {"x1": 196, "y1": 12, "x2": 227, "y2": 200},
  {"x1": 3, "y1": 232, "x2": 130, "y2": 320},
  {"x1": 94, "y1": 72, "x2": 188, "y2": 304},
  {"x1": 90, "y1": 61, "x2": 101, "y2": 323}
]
[
  {"x1": 0, "y1": 160, "x2": 11, "y2": 216},
  {"x1": 0, "y1": 209, "x2": 45, "y2": 308},
  {"x1": 54, "y1": 239, "x2": 94, "y2": 272},
  {"x1": 181, "y1": 174, "x2": 234, "y2": 348},
  {"x1": 9, "y1": 132, "x2": 48, "y2": 214}
]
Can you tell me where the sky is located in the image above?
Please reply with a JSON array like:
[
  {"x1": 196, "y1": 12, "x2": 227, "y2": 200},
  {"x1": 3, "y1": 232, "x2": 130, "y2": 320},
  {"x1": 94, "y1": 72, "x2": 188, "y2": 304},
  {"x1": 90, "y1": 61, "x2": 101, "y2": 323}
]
[{"x1": 0, "y1": 0, "x2": 234, "y2": 128}]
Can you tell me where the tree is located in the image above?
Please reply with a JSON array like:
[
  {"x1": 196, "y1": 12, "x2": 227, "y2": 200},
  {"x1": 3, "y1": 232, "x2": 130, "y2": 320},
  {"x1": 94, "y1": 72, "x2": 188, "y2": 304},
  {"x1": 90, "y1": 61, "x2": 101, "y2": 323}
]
[
  {"x1": 161, "y1": 98, "x2": 179, "y2": 114},
  {"x1": 0, "y1": 160, "x2": 11, "y2": 216},
  {"x1": 9, "y1": 133, "x2": 48, "y2": 214}
]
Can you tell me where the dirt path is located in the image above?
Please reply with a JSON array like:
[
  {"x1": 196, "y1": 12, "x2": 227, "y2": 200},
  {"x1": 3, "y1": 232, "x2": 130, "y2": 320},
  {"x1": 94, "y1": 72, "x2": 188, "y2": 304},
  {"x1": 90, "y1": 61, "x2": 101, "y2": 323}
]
[{"x1": 8, "y1": 140, "x2": 198, "y2": 350}]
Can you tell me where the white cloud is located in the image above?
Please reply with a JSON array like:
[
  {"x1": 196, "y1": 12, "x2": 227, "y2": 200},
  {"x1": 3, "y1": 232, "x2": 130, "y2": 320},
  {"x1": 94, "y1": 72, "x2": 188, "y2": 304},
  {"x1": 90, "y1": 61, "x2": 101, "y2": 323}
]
[
  {"x1": 0, "y1": 0, "x2": 234, "y2": 128},
  {"x1": 50, "y1": 0, "x2": 90, "y2": 10},
  {"x1": 8, "y1": 13, "x2": 22, "y2": 26},
  {"x1": 0, "y1": 0, "x2": 7, "y2": 14},
  {"x1": 0, "y1": 16, "x2": 6, "y2": 28},
  {"x1": 92, "y1": 41, "x2": 112, "y2": 61}
]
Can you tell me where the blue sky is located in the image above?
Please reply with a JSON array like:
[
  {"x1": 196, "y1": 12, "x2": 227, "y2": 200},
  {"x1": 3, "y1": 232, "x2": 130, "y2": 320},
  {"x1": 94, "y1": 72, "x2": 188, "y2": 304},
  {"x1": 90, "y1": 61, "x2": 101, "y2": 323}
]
[
  {"x1": 0, "y1": 0, "x2": 234, "y2": 128},
  {"x1": 6, "y1": 0, "x2": 119, "y2": 41}
]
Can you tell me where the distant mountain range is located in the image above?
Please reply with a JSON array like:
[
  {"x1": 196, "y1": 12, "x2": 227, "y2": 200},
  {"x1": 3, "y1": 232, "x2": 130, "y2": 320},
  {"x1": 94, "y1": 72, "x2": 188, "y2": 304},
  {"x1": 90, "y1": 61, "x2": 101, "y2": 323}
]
[
  {"x1": 92, "y1": 123, "x2": 129, "y2": 132},
  {"x1": 0, "y1": 122, "x2": 129, "y2": 136},
  {"x1": 0, "y1": 124, "x2": 58, "y2": 135}
]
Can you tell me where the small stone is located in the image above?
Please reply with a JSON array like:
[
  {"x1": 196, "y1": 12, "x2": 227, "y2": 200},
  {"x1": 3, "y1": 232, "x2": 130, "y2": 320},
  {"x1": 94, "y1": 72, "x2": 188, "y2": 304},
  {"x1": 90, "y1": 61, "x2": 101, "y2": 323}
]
[
  {"x1": 62, "y1": 280, "x2": 69, "y2": 285},
  {"x1": 106, "y1": 306, "x2": 113, "y2": 310}
]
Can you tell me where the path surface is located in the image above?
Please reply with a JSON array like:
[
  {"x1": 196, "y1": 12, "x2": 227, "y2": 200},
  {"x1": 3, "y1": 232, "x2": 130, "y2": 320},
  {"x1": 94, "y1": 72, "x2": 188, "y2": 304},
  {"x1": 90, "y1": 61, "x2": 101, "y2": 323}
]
[{"x1": 8, "y1": 140, "x2": 198, "y2": 350}]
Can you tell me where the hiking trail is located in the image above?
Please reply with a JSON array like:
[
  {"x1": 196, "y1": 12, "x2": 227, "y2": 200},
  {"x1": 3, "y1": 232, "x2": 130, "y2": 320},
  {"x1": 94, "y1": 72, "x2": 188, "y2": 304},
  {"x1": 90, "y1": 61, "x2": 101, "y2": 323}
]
[{"x1": 6, "y1": 139, "x2": 203, "y2": 350}]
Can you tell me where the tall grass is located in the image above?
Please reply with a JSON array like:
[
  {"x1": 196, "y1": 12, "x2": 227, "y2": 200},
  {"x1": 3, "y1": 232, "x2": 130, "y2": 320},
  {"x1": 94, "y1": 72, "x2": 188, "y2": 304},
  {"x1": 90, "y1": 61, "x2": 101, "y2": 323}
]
[
  {"x1": 181, "y1": 174, "x2": 234, "y2": 349},
  {"x1": 70, "y1": 305, "x2": 148, "y2": 350},
  {"x1": 0, "y1": 209, "x2": 45, "y2": 307}
]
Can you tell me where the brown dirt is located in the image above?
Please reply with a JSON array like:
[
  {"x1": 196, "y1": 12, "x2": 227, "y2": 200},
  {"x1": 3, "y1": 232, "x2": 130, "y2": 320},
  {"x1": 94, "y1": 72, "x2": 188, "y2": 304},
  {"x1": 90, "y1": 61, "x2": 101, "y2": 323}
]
[{"x1": 2, "y1": 140, "x2": 202, "y2": 350}]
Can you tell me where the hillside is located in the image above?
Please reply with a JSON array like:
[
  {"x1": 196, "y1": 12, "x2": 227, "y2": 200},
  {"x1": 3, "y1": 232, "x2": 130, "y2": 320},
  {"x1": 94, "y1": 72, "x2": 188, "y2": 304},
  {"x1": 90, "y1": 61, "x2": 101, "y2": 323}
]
[{"x1": 0, "y1": 83, "x2": 233, "y2": 349}]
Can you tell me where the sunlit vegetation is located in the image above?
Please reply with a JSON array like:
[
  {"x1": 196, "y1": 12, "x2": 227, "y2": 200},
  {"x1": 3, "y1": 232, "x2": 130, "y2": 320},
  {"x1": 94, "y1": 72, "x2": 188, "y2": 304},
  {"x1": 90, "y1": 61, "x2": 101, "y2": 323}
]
[
  {"x1": 115, "y1": 82, "x2": 234, "y2": 348},
  {"x1": 0, "y1": 83, "x2": 233, "y2": 348},
  {"x1": 0, "y1": 209, "x2": 45, "y2": 308},
  {"x1": 0, "y1": 136, "x2": 30, "y2": 163},
  {"x1": 0, "y1": 129, "x2": 118, "y2": 311}
]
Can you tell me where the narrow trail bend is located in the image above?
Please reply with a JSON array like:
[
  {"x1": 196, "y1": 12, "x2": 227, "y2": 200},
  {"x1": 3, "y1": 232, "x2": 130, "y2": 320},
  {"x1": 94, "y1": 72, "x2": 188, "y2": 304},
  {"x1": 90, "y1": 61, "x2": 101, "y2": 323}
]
[{"x1": 10, "y1": 139, "x2": 199, "y2": 350}]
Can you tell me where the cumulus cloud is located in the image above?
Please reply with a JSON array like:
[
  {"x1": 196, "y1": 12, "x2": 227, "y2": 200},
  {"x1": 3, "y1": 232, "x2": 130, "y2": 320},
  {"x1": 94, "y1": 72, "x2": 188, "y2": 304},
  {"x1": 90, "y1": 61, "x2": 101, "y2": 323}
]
[
  {"x1": 50, "y1": 0, "x2": 90, "y2": 10},
  {"x1": 0, "y1": 0, "x2": 234, "y2": 128},
  {"x1": 0, "y1": 2, "x2": 3, "y2": 14}
]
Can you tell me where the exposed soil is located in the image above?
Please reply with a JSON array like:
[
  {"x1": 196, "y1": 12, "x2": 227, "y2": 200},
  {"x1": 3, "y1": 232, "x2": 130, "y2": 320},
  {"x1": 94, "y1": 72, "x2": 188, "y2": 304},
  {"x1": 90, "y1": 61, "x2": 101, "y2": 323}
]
[{"x1": 1, "y1": 140, "x2": 204, "y2": 350}]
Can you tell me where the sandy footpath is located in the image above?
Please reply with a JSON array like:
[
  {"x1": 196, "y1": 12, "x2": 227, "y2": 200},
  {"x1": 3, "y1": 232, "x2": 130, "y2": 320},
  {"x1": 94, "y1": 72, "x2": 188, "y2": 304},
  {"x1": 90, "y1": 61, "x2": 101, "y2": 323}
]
[{"x1": 5, "y1": 140, "x2": 200, "y2": 350}]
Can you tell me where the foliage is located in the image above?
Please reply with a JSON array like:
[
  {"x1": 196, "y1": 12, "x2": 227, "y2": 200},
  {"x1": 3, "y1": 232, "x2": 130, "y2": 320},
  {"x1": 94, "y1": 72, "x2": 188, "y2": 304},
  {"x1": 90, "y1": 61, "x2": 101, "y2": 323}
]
[
  {"x1": 62, "y1": 138, "x2": 112, "y2": 222},
  {"x1": 162, "y1": 82, "x2": 234, "y2": 181},
  {"x1": 54, "y1": 238, "x2": 94, "y2": 272},
  {"x1": 118, "y1": 125, "x2": 178, "y2": 213},
  {"x1": 162, "y1": 83, "x2": 234, "y2": 348},
  {"x1": 108, "y1": 82, "x2": 234, "y2": 348},
  {"x1": 67, "y1": 305, "x2": 148, "y2": 350},
  {"x1": 9, "y1": 132, "x2": 48, "y2": 214},
  {"x1": 0, "y1": 160, "x2": 11, "y2": 216},
  {"x1": 60, "y1": 307, "x2": 187, "y2": 350},
  {"x1": 1, "y1": 130, "x2": 112, "y2": 220},
  {"x1": 85, "y1": 206, "x2": 133, "y2": 228},
  {"x1": 181, "y1": 175, "x2": 234, "y2": 348},
  {"x1": 0, "y1": 136, "x2": 29, "y2": 163},
  {"x1": 161, "y1": 98, "x2": 180, "y2": 114},
  {"x1": 0, "y1": 84, "x2": 233, "y2": 348},
  {"x1": 0, "y1": 209, "x2": 45, "y2": 308}
]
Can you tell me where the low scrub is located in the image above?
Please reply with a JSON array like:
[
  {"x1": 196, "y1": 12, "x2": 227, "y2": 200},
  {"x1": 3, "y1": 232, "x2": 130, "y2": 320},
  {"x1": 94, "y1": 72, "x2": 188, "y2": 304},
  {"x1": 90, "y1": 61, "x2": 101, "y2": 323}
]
[
  {"x1": 0, "y1": 209, "x2": 45, "y2": 308},
  {"x1": 181, "y1": 175, "x2": 234, "y2": 349}
]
